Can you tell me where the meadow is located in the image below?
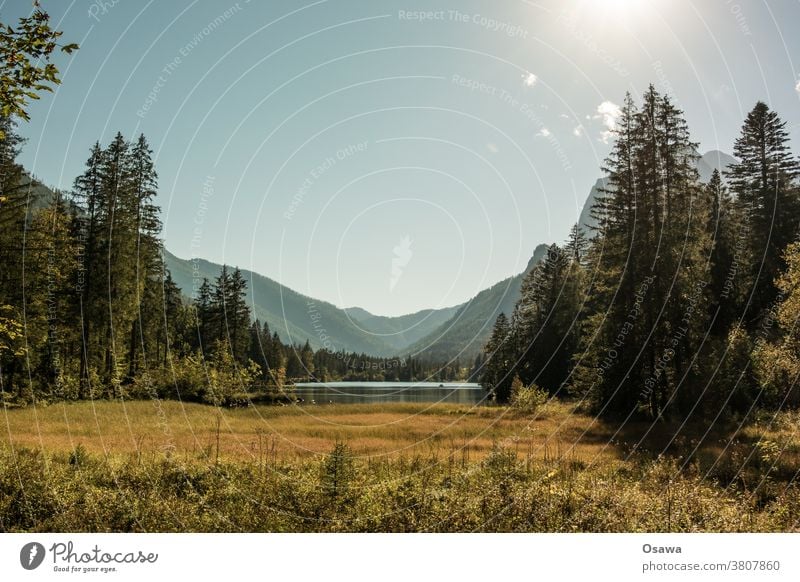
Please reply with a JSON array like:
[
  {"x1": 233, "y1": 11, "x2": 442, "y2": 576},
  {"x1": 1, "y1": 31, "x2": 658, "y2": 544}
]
[{"x1": 1, "y1": 400, "x2": 799, "y2": 532}]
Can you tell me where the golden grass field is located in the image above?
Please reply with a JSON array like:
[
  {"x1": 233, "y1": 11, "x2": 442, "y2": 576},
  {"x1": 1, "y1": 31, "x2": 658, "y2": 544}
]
[
  {"x1": 0, "y1": 400, "x2": 626, "y2": 463},
  {"x1": 3, "y1": 400, "x2": 800, "y2": 532},
  {"x1": 2, "y1": 399, "x2": 799, "y2": 474}
]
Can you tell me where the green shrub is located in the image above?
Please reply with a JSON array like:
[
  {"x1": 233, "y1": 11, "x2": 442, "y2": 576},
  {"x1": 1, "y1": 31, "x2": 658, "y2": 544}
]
[
  {"x1": 510, "y1": 376, "x2": 549, "y2": 413},
  {"x1": 1, "y1": 445, "x2": 799, "y2": 532}
]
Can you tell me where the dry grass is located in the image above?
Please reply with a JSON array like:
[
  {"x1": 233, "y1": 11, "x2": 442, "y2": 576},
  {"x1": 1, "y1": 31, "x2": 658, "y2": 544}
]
[
  {"x1": 3, "y1": 400, "x2": 800, "y2": 532},
  {"x1": 0, "y1": 400, "x2": 618, "y2": 463},
  {"x1": 3, "y1": 400, "x2": 798, "y2": 484}
]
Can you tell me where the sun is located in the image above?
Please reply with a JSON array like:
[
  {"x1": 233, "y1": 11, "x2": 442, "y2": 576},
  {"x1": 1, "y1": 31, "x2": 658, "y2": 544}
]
[
  {"x1": 591, "y1": 0, "x2": 645, "y2": 15},
  {"x1": 572, "y1": 0, "x2": 652, "y2": 28}
]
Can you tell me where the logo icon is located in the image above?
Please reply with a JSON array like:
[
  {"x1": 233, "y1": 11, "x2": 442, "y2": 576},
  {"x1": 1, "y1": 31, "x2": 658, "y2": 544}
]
[
  {"x1": 20, "y1": 542, "x2": 46, "y2": 570},
  {"x1": 390, "y1": 235, "x2": 413, "y2": 292}
]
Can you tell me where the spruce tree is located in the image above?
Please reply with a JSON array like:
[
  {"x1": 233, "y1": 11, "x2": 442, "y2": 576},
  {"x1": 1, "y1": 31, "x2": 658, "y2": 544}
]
[
  {"x1": 482, "y1": 312, "x2": 513, "y2": 401},
  {"x1": 572, "y1": 87, "x2": 712, "y2": 419},
  {"x1": 72, "y1": 142, "x2": 105, "y2": 395},
  {"x1": 726, "y1": 101, "x2": 800, "y2": 324},
  {"x1": 706, "y1": 169, "x2": 736, "y2": 332},
  {"x1": 512, "y1": 244, "x2": 580, "y2": 394}
]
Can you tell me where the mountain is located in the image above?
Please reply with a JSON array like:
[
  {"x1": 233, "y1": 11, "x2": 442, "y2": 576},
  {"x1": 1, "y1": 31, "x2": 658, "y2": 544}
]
[
  {"x1": 344, "y1": 306, "x2": 461, "y2": 352},
  {"x1": 405, "y1": 244, "x2": 550, "y2": 363},
  {"x1": 19, "y1": 174, "x2": 465, "y2": 358},
  {"x1": 21, "y1": 150, "x2": 737, "y2": 363},
  {"x1": 165, "y1": 251, "x2": 467, "y2": 356},
  {"x1": 696, "y1": 150, "x2": 737, "y2": 182},
  {"x1": 164, "y1": 250, "x2": 412, "y2": 355},
  {"x1": 410, "y1": 149, "x2": 737, "y2": 363},
  {"x1": 577, "y1": 176, "x2": 608, "y2": 235},
  {"x1": 577, "y1": 149, "x2": 737, "y2": 234}
]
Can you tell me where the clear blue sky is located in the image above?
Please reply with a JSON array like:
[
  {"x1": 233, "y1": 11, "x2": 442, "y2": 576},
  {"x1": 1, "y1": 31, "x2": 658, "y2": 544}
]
[{"x1": 9, "y1": 0, "x2": 800, "y2": 316}]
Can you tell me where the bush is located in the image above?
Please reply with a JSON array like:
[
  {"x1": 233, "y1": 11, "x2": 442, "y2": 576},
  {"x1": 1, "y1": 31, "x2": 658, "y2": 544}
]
[
  {"x1": 321, "y1": 442, "x2": 354, "y2": 501},
  {"x1": 147, "y1": 353, "x2": 208, "y2": 402},
  {"x1": 509, "y1": 376, "x2": 548, "y2": 413}
]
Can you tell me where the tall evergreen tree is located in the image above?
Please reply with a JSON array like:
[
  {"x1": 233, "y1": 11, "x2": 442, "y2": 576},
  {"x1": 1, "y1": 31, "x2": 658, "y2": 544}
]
[
  {"x1": 726, "y1": 101, "x2": 800, "y2": 325},
  {"x1": 706, "y1": 169, "x2": 737, "y2": 332},
  {"x1": 482, "y1": 312, "x2": 513, "y2": 401},
  {"x1": 127, "y1": 134, "x2": 161, "y2": 378},
  {"x1": 572, "y1": 86, "x2": 712, "y2": 419},
  {"x1": 512, "y1": 244, "x2": 583, "y2": 394},
  {"x1": 71, "y1": 142, "x2": 105, "y2": 395}
]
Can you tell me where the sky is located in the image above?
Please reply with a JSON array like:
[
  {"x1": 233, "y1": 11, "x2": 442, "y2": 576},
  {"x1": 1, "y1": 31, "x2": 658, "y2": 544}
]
[{"x1": 8, "y1": 0, "x2": 800, "y2": 316}]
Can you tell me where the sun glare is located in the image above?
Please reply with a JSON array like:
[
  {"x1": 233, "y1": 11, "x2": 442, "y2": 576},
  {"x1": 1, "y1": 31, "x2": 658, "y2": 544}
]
[{"x1": 571, "y1": 0, "x2": 653, "y2": 31}]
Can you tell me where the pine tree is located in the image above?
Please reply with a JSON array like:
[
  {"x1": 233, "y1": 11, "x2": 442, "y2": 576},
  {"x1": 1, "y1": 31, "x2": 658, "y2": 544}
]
[
  {"x1": 25, "y1": 195, "x2": 80, "y2": 397},
  {"x1": 572, "y1": 86, "x2": 712, "y2": 419},
  {"x1": 210, "y1": 265, "x2": 230, "y2": 355},
  {"x1": 512, "y1": 244, "x2": 580, "y2": 393},
  {"x1": 226, "y1": 268, "x2": 251, "y2": 363},
  {"x1": 706, "y1": 169, "x2": 736, "y2": 332},
  {"x1": 300, "y1": 339, "x2": 315, "y2": 380},
  {"x1": 482, "y1": 312, "x2": 513, "y2": 401},
  {"x1": 194, "y1": 278, "x2": 213, "y2": 354},
  {"x1": 726, "y1": 101, "x2": 800, "y2": 324},
  {"x1": 160, "y1": 268, "x2": 185, "y2": 364},
  {"x1": 126, "y1": 134, "x2": 161, "y2": 378},
  {"x1": 565, "y1": 222, "x2": 589, "y2": 264},
  {"x1": 71, "y1": 142, "x2": 105, "y2": 395},
  {"x1": 98, "y1": 132, "x2": 135, "y2": 392}
]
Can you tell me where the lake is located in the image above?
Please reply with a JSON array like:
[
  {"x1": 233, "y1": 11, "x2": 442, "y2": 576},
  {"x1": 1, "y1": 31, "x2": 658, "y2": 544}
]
[{"x1": 292, "y1": 382, "x2": 488, "y2": 405}]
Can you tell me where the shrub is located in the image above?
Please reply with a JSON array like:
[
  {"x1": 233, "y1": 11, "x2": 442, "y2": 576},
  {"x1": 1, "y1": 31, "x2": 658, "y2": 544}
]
[
  {"x1": 510, "y1": 376, "x2": 548, "y2": 413},
  {"x1": 147, "y1": 353, "x2": 208, "y2": 402},
  {"x1": 321, "y1": 442, "x2": 354, "y2": 502}
]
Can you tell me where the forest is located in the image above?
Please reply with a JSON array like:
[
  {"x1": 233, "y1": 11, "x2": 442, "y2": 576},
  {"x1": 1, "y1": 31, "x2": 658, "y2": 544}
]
[
  {"x1": 0, "y1": 129, "x2": 455, "y2": 406},
  {"x1": 2, "y1": 9, "x2": 800, "y2": 427},
  {"x1": 3, "y1": 7, "x2": 800, "y2": 536},
  {"x1": 482, "y1": 87, "x2": 800, "y2": 423}
]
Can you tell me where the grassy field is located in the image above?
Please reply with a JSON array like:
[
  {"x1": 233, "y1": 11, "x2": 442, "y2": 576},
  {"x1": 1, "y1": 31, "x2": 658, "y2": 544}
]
[
  {"x1": 1, "y1": 399, "x2": 621, "y2": 463},
  {"x1": 2, "y1": 400, "x2": 800, "y2": 532}
]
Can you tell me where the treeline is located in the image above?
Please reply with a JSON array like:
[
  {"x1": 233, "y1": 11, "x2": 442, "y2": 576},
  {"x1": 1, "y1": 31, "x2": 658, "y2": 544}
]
[
  {"x1": 0, "y1": 121, "x2": 455, "y2": 405},
  {"x1": 482, "y1": 86, "x2": 800, "y2": 420}
]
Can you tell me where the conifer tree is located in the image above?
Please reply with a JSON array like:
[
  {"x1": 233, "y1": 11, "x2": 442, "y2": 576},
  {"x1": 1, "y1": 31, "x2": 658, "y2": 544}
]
[
  {"x1": 572, "y1": 87, "x2": 712, "y2": 418},
  {"x1": 726, "y1": 102, "x2": 800, "y2": 324},
  {"x1": 482, "y1": 312, "x2": 513, "y2": 401}
]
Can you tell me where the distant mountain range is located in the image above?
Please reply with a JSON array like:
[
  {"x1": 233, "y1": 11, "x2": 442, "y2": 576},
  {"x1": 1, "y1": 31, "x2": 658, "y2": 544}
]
[
  {"x1": 25, "y1": 149, "x2": 738, "y2": 362},
  {"x1": 164, "y1": 251, "x2": 407, "y2": 356},
  {"x1": 162, "y1": 247, "x2": 546, "y2": 361},
  {"x1": 402, "y1": 244, "x2": 549, "y2": 362}
]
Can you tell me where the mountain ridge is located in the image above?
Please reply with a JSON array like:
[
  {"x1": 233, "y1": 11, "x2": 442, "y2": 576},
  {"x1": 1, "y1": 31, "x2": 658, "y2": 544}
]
[{"x1": 24, "y1": 149, "x2": 737, "y2": 361}]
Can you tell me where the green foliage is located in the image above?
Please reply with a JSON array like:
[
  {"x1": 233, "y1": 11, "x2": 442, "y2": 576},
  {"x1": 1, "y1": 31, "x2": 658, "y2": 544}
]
[
  {"x1": 482, "y1": 312, "x2": 513, "y2": 401},
  {"x1": 0, "y1": 305, "x2": 25, "y2": 358},
  {"x1": 478, "y1": 89, "x2": 800, "y2": 427},
  {"x1": 320, "y1": 443, "x2": 355, "y2": 502},
  {"x1": 1, "y1": 445, "x2": 798, "y2": 532},
  {"x1": 727, "y1": 102, "x2": 800, "y2": 321},
  {"x1": 511, "y1": 243, "x2": 583, "y2": 394},
  {"x1": 509, "y1": 377, "x2": 549, "y2": 414},
  {"x1": 705, "y1": 326, "x2": 757, "y2": 415},
  {"x1": 0, "y1": 8, "x2": 77, "y2": 133},
  {"x1": 205, "y1": 339, "x2": 260, "y2": 406},
  {"x1": 751, "y1": 242, "x2": 800, "y2": 408},
  {"x1": 573, "y1": 87, "x2": 712, "y2": 419}
]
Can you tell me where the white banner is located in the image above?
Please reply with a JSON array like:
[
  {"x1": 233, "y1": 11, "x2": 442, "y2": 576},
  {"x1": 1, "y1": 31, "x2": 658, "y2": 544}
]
[{"x1": 0, "y1": 534, "x2": 797, "y2": 581}]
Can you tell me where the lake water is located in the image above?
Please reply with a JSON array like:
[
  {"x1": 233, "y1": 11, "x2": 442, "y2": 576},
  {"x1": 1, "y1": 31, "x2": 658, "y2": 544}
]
[{"x1": 292, "y1": 382, "x2": 488, "y2": 405}]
